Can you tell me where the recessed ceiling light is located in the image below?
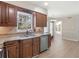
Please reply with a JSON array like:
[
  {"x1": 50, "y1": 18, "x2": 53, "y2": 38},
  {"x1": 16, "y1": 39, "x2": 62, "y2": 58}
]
[{"x1": 44, "y1": 2, "x2": 48, "y2": 6}]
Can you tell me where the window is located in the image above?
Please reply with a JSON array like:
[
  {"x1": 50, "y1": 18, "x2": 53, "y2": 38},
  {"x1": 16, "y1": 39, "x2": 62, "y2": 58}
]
[{"x1": 17, "y1": 11, "x2": 33, "y2": 32}]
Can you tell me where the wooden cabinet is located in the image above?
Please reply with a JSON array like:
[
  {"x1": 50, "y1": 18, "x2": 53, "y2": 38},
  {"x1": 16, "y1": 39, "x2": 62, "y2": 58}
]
[
  {"x1": 48, "y1": 34, "x2": 51, "y2": 48},
  {"x1": 35, "y1": 12, "x2": 47, "y2": 27},
  {"x1": 20, "y1": 37, "x2": 40, "y2": 57},
  {"x1": 21, "y1": 39, "x2": 33, "y2": 58},
  {"x1": 3, "y1": 40, "x2": 19, "y2": 58},
  {"x1": 0, "y1": 2, "x2": 17, "y2": 26},
  {"x1": 33, "y1": 37, "x2": 40, "y2": 56},
  {"x1": 0, "y1": 2, "x2": 47, "y2": 27},
  {"x1": 43, "y1": 15, "x2": 47, "y2": 26},
  {"x1": 17, "y1": 7, "x2": 33, "y2": 14},
  {"x1": 6, "y1": 4, "x2": 17, "y2": 26},
  {"x1": 3, "y1": 35, "x2": 50, "y2": 58},
  {"x1": 0, "y1": 2, "x2": 6, "y2": 26},
  {"x1": 0, "y1": 2, "x2": 33, "y2": 26}
]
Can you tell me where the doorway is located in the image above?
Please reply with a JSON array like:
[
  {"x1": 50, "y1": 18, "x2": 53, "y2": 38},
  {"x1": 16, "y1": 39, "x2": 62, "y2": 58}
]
[
  {"x1": 49, "y1": 20, "x2": 56, "y2": 39},
  {"x1": 49, "y1": 20, "x2": 62, "y2": 40},
  {"x1": 55, "y1": 21, "x2": 62, "y2": 40}
]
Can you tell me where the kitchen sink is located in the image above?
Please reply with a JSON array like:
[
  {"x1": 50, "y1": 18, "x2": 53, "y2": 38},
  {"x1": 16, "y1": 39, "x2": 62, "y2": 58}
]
[
  {"x1": 16, "y1": 34, "x2": 36, "y2": 40},
  {"x1": 18, "y1": 33, "x2": 35, "y2": 37}
]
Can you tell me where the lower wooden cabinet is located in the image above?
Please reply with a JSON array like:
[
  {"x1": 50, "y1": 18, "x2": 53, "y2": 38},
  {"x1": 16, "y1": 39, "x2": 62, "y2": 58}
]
[
  {"x1": 48, "y1": 34, "x2": 52, "y2": 48},
  {"x1": 3, "y1": 34, "x2": 51, "y2": 58},
  {"x1": 3, "y1": 40, "x2": 19, "y2": 58},
  {"x1": 21, "y1": 39, "x2": 33, "y2": 58},
  {"x1": 33, "y1": 37, "x2": 40, "y2": 56}
]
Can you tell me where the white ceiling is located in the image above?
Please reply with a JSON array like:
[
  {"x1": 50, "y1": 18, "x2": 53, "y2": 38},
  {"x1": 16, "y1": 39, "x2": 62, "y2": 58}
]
[{"x1": 26, "y1": 1, "x2": 79, "y2": 17}]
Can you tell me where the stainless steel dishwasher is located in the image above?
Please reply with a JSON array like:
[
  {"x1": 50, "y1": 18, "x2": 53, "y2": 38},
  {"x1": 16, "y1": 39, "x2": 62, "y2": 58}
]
[{"x1": 40, "y1": 35, "x2": 48, "y2": 52}]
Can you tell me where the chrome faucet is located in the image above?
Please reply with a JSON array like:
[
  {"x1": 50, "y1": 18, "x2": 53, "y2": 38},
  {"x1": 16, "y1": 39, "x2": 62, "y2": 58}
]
[
  {"x1": 26, "y1": 29, "x2": 34, "y2": 36},
  {"x1": 26, "y1": 30, "x2": 29, "y2": 35}
]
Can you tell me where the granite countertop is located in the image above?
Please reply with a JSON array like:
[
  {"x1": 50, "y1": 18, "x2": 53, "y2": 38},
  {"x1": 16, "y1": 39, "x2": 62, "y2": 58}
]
[
  {"x1": 0, "y1": 32, "x2": 50, "y2": 47},
  {"x1": 16, "y1": 32, "x2": 50, "y2": 40}
]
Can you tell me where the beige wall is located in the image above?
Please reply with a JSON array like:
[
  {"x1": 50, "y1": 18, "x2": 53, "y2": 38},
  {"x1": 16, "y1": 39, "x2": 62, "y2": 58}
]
[
  {"x1": 0, "y1": 27, "x2": 16, "y2": 34},
  {"x1": 56, "y1": 15, "x2": 79, "y2": 41}
]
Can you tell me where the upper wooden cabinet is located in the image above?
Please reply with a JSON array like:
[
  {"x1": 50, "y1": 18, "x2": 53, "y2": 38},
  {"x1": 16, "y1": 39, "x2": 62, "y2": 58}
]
[
  {"x1": 35, "y1": 12, "x2": 47, "y2": 27},
  {"x1": 0, "y1": 2, "x2": 6, "y2": 26},
  {"x1": 17, "y1": 7, "x2": 33, "y2": 14},
  {"x1": 6, "y1": 4, "x2": 17, "y2": 26},
  {"x1": 0, "y1": 2, "x2": 34, "y2": 26},
  {"x1": 0, "y1": 2, "x2": 17, "y2": 26},
  {"x1": 43, "y1": 15, "x2": 47, "y2": 26},
  {"x1": 0, "y1": 2, "x2": 47, "y2": 27}
]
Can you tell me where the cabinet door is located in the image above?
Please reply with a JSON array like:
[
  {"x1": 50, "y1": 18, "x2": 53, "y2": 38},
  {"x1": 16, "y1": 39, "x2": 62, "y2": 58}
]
[
  {"x1": 43, "y1": 15, "x2": 47, "y2": 27},
  {"x1": 33, "y1": 37, "x2": 40, "y2": 56},
  {"x1": 3, "y1": 41, "x2": 19, "y2": 58},
  {"x1": 41, "y1": 14, "x2": 47, "y2": 27},
  {"x1": 5, "y1": 45, "x2": 19, "y2": 58},
  {"x1": 6, "y1": 4, "x2": 17, "y2": 26},
  {"x1": 22, "y1": 39, "x2": 33, "y2": 58},
  {"x1": 0, "y1": 2, "x2": 6, "y2": 26},
  {"x1": 48, "y1": 34, "x2": 51, "y2": 48},
  {"x1": 36, "y1": 12, "x2": 47, "y2": 27},
  {"x1": 36, "y1": 12, "x2": 43, "y2": 27}
]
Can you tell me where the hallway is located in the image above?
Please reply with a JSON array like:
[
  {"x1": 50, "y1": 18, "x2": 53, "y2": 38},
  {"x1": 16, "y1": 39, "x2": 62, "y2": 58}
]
[{"x1": 38, "y1": 39, "x2": 79, "y2": 58}]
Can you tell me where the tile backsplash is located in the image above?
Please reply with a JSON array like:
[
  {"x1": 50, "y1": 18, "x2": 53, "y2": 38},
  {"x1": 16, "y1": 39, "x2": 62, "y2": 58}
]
[
  {"x1": 0, "y1": 27, "x2": 16, "y2": 34},
  {"x1": 34, "y1": 27, "x2": 44, "y2": 33},
  {"x1": 0, "y1": 27, "x2": 44, "y2": 34}
]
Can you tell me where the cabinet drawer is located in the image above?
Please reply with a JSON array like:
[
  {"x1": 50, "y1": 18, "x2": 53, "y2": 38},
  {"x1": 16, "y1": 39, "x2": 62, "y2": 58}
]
[
  {"x1": 33, "y1": 37, "x2": 40, "y2": 43},
  {"x1": 4, "y1": 40, "x2": 19, "y2": 46},
  {"x1": 22, "y1": 39, "x2": 32, "y2": 46}
]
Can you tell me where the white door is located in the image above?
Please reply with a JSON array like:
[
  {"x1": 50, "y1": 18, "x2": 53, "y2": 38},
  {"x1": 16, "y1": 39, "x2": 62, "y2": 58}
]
[
  {"x1": 55, "y1": 21, "x2": 62, "y2": 40},
  {"x1": 49, "y1": 22, "x2": 54, "y2": 36}
]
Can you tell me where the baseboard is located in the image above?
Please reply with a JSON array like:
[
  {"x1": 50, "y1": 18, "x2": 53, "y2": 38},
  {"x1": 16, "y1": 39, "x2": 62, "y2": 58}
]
[
  {"x1": 63, "y1": 37, "x2": 79, "y2": 41},
  {"x1": 32, "y1": 55, "x2": 39, "y2": 58}
]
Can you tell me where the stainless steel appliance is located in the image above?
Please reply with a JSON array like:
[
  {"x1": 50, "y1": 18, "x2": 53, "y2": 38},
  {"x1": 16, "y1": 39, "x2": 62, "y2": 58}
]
[{"x1": 40, "y1": 35, "x2": 48, "y2": 52}]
